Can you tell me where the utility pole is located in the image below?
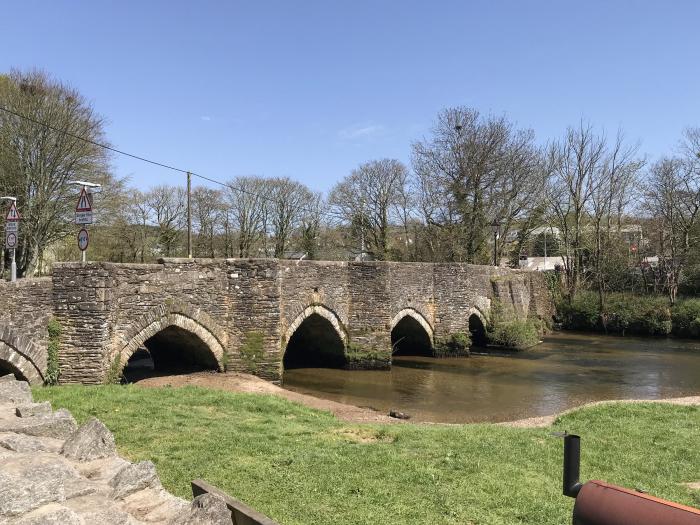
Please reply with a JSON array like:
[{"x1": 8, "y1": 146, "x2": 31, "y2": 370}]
[{"x1": 187, "y1": 172, "x2": 192, "y2": 258}]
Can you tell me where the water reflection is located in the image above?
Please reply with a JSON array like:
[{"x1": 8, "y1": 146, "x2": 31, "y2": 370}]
[{"x1": 283, "y1": 332, "x2": 700, "y2": 423}]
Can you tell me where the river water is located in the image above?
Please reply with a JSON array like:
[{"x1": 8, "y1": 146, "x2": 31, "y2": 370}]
[{"x1": 283, "y1": 332, "x2": 700, "y2": 423}]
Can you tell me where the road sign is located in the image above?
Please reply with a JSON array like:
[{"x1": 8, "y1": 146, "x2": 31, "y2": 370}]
[
  {"x1": 5, "y1": 202, "x2": 20, "y2": 222},
  {"x1": 75, "y1": 187, "x2": 93, "y2": 224},
  {"x1": 5, "y1": 232, "x2": 17, "y2": 249},
  {"x1": 77, "y1": 228, "x2": 89, "y2": 251},
  {"x1": 5, "y1": 221, "x2": 18, "y2": 233}
]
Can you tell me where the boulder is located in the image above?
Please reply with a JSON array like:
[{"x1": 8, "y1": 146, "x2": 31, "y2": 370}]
[
  {"x1": 168, "y1": 493, "x2": 233, "y2": 525},
  {"x1": 0, "y1": 409, "x2": 78, "y2": 439},
  {"x1": 61, "y1": 417, "x2": 116, "y2": 461},
  {"x1": 0, "y1": 378, "x2": 32, "y2": 404},
  {"x1": 13, "y1": 504, "x2": 83, "y2": 525},
  {"x1": 109, "y1": 460, "x2": 161, "y2": 500},
  {"x1": 15, "y1": 401, "x2": 52, "y2": 418},
  {"x1": 0, "y1": 432, "x2": 62, "y2": 453},
  {"x1": 0, "y1": 457, "x2": 95, "y2": 516}
]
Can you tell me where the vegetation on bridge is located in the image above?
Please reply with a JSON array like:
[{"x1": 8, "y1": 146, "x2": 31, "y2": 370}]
[{"x1": 35, "y1": 385, "x2": 699, "y2": 525}]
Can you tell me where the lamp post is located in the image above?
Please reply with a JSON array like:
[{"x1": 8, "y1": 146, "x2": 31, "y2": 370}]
[
  {"x1": 67, "y1": 180, "x2": 101, "y2": 263},
  {"x1": 491, "y1": 220, "x2": 500, "y2": 267},
  {"x1": 1, "y1": 196, "x2": 17, "y2": 282}
]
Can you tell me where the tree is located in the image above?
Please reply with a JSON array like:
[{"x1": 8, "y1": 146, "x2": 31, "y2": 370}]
[
  {"x1": 643, "y1": 130, "x2": 700, "y2": 303},
  {"x1": 264, "y1": 177, "x2": 316, "y2": 258},
  {"x1": 0, "y1": 69, "x2": 111, "y2": 276},
  {"x1": 328, "y1": 159, "x2": 409, "y2": 261},
  {"x1": 412, "y1": 107, "x2": 544, "y2": 264},
  {"x1": 146, "y1": 185, "x2": 185, "y2": 257},
  {"x1": 226, "y1": 176, "x2": 266, "y2": 258},
  {"x1": 192, "y1": 187, "x2": 223, "y2": 258}
]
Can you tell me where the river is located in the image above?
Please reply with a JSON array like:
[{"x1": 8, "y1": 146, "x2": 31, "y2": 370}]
[{"x1": 283, "y1": 331, "x2": 700, "y2": 423}]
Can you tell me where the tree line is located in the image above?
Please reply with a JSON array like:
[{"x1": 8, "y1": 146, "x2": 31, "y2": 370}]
[{"x1": 1, "y1": 69, "x2": 699, "y2": 305}]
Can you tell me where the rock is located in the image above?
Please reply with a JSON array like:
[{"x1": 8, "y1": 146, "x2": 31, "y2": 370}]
[
  {"x1": 168, "y1": 493, "x2": 233, "y2": 525},
  {"x1": 0, "y1": 373, "x2": 16, "y2": 383},
  {"x1": 0, "y1": 432, "x2": 62, "y2": 453},
  {"x1": 15, "y1": 401, "x2": 52, "y2": 418},
  {"x1": 389, "y1": 409, "x2": 411, "y2": 420},
  {"x1": 0, "y1": 456, "x2": 95, "y2": 516},
  {"x1": 0, "y1": 409, "x2": 78, "y2": 439},
  {"x1": 13, "y1": 504, "x2": 83, "y2": 525},
  {"x1": 61, "y1": 417, "x2": 116, "y2": 461},
  {"x1": 0, "y1": 379, "x2": 32, "y2": 404},
  {"x1": 109, "y1": 460, "x2": 161, "y2": 500}
]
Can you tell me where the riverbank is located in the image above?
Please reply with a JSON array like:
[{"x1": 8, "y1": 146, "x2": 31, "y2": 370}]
[{"x1": 34, "y1": 384, "x2": 700, "y2": 525}]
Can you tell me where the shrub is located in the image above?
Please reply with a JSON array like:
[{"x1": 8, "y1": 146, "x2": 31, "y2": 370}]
[
  {"x1": 487, "y1": 320, "x2": 540, "y2": 350},
  {"x1": 671, "y1": 299, "x2": 700, "y2": 338},
  {"x1": 434, "y1": 332, "x2": 471, "y2": 357},
  {"x1": 45, "y1": 319, "x2": 61, "y2": 385},
  {"x1": 557, "y1": 291, "x2": 672, "y2": 336}
]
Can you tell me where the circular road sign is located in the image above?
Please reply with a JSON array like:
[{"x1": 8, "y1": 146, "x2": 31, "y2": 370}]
[
  {"x1": 6, "y1": 232, "x2": 17, "y2": 249},
  {"x1": 77, "y1": 228, "x2": 89, "y2": 252}
]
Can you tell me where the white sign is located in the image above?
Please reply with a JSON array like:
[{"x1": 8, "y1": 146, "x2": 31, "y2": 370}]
[
  {"x1": 77, "y1": 228, "x2": 89, "y2": 251},
  {"x1": 5, "y1": 202, "x2": 20, "y2": 222},
  {"x1": 5, "y1": 232, "x2": 17, "y2": 249},
  {"x1": 5, "y1": 221, "x2": 18, "y2": 233},
  {"x1": 75, "y1": 210, "x2": 94, "y2": 224}
]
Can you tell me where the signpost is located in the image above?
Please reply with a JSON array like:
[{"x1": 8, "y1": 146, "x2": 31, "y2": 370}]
[
  {"x1": 3, "y1": 199, "x2": 20, "y2": 282},
  {"x1": 73, "y1": 185, "x2": 96, "y2": 263}
]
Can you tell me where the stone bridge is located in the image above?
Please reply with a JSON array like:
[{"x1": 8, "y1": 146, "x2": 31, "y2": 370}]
[{"x1": 0, "y1": 258, "x2": 553, "y2": 385}]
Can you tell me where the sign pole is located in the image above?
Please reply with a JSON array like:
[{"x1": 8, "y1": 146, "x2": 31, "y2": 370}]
[{"x1": 10, "y1": 247, "x2": 15, "y2": 282}]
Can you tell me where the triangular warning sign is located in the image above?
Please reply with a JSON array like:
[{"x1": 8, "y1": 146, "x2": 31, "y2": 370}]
[
  {"x1": 5, "y1": 202, "x2": 20, "y2": 221},
  {"x1": 75, "y1": 187, "x2": 92, "y2": 212}
]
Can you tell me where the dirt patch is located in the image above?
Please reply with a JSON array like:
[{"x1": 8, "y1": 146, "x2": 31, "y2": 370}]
[
  {"x1": 133, "y1": 371, "x2": 398, "y2": 424},
  {"x1": 683, "y1": 481, "x2": 700, "y2": 490},
  {"x1": 327, "y1": 427, "x2": 395, "y2": 444}
]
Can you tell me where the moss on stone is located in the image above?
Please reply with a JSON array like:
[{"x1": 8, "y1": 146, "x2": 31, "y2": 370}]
[
  {"x1": 434, "y1": 332, "x2": 471, "y2": 357},
  {"x1": 45, "y1": 318, "x2": 61, "y2": 386},
  {"x1": 239, "y1": 331, "x2": 266, "y2": 374}
]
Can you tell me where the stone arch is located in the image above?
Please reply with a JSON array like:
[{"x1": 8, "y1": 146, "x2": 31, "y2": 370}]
[
  {"x1": 467, "y1": 307, "x2": 488, "y2": 346},
  {"x1": 389, "y1": 308, "x2": 434, "y2": 356},
  {"x1": 390, "y1": 308, "x2": 434, "y2": 340},
  {"x1": 0, "y1": 326, "x2": 45, "y2": 385},
  {"x1": 113, "y1": 306, "x2": 227, "y2": 375},
  {"x1": 284, "y1": 305, "x2": 348, "y2": 346},
  {"x1": 283, "y1": 305, "x2": 348, "y2": 369}
]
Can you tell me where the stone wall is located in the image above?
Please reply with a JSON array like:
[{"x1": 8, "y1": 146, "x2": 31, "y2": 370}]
[
  {"x1": 41, "y1": 259, "x2": 555, "y2": 384},
  {"x1": 0, "y1": 278, "x2": 53, "y2": 383}
]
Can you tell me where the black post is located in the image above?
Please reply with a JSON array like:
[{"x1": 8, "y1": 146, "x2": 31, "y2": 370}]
[{"x1": 563, "y1": 434, "x2": 583, "y2": 498}]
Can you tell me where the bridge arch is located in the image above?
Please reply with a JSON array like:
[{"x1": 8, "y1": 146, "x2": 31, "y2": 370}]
[
  {"x1": 283, "y1": 305, "x2": 347, "y2": 369},
  {"x1": 467, "y1": 307, "x2": 488, "y2": 346},
  {"x1": 0, "y1": 326, "x2": 45, "y2": 385},
  {"x1": 114, "y1": 306, "x2": 226, "y2": 379},
  {"x1": 390, "y1": 308, "x2": 434, "y2": 356}
]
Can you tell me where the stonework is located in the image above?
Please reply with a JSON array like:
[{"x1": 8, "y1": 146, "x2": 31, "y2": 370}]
[
  {"x1": 0, "y1": 374, "x2": 234, "y2": 524},
  {"x1": 0, "y1": 258, "x2": 554, "y2": 385}
]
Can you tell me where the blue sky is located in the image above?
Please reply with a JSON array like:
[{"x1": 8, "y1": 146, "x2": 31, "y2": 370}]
[{"x1": 1, "y1": 1, "x2": 698, "y2": 193}]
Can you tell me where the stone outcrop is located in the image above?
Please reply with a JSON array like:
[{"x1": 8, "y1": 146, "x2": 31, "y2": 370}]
[{"x1": 0, "y1": 374, "x2": 234, "y2": 524}]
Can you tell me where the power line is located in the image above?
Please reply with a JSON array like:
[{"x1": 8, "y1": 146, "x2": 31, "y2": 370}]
[{"x1": 0, "y1": 105, "x2": 320, "y2": 214}]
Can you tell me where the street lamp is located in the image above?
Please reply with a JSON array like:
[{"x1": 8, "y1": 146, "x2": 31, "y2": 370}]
[
  {"x1": 491, "y1": 220, "x2": 500, "y2": 267},
  {"x1": 1, "y1": 196, "x2": 17, "y2": 282}
]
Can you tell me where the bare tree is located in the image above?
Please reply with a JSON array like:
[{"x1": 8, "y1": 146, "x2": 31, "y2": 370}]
[
  {"x1": 192, "y1": 187, "x2": 223, "y2": 258},
  {"x1": 643, "y1": 130, "x2": 700, "y2": 303},
  {"x1": 412, "y1": 107, "x2": 543, "y2": 264},
  {"x1": 329, "y1": 159, "x2": 409, "y2": 260},
  {"x1": 225, "y1": 176, "x2": 266, "y2": 258},
  {"x1": 0, "y1": 69, "x2": 110, "y2": 276},
  {"x1": 146, "y1": 185, "x2": 185, "y2": 257}
]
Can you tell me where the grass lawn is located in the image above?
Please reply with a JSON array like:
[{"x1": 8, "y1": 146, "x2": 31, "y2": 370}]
[{"x1": 34, "y1": 385, "x2": 700, "y2": 525}]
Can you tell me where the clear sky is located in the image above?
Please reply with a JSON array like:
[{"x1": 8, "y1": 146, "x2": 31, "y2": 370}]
[{"x1": 1, "y1": 1, "x2": 698, "y2": 193}]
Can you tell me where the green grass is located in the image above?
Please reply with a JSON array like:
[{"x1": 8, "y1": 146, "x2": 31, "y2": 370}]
[{"x1": 34, "y1": 385, "x2": 700, "y2": 525}]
